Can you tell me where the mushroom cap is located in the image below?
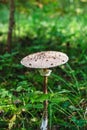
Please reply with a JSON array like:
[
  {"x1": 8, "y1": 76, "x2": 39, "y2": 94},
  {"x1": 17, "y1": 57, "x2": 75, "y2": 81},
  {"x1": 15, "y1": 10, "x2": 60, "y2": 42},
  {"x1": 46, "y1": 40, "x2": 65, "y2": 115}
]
[{"x1": 21, "y1": 51, "x2": 69, "y2": 69}]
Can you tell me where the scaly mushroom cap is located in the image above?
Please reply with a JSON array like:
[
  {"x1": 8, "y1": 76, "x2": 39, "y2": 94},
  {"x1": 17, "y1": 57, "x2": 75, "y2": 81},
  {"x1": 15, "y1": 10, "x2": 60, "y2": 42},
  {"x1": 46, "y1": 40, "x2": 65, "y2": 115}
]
[{"x1": 21, "y1": 51, "x2": 69, "y2": 69}]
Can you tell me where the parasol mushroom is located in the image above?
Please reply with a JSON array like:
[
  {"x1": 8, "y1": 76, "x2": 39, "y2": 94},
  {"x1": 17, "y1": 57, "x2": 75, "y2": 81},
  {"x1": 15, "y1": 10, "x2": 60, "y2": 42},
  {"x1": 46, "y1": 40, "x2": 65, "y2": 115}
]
[{"x1": 21, "y1": 51, "x2": 69, "y2": 130}]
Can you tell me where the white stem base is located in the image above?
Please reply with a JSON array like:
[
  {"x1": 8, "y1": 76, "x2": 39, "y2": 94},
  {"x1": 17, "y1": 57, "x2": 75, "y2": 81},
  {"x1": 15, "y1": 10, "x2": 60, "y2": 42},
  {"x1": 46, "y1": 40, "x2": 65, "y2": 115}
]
[{"x1": 40, "y1": 118, "x2": 48, "y2": 130}]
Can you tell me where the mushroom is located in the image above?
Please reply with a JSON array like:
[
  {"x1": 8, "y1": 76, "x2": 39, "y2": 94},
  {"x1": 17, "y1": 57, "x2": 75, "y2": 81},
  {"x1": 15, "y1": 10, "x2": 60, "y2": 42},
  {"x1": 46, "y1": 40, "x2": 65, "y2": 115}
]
[{"x1": 21, "y1": 51, "x2": 69, "y2": 130}]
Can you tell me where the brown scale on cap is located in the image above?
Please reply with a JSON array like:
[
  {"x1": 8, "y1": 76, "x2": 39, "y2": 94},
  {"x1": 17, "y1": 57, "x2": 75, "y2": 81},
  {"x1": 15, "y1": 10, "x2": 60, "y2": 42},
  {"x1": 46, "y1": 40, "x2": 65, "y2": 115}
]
[{"x1": 21, "y1": 51, "x2": 69, "y2": 69}]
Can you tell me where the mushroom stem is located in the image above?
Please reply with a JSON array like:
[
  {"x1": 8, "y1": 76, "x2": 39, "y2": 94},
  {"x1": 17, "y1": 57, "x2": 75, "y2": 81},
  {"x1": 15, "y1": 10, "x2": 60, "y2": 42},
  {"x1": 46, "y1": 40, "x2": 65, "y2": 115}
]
[
  {"x1": 43, "y1": 75, "x2": 48, "y2": 94},
  {"x1": 40, "y1": 75, "x2": 48, "y2": 130},
  {"x1": 40, "y1": 69, "x2": 52, "y2": 130},
  {"x1": 43, "y1": 75, "x2": 48, "y2": 118}
]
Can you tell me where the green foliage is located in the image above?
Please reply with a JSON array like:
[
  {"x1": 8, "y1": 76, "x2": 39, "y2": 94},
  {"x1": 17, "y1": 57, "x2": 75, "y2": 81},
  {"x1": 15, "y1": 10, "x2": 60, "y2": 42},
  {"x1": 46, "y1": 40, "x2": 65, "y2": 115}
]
[
  {"x1": 0, "y1": 51, "x2": 87, "y2": 129},
  {"x1": 0, "y1": 0, "x2": 87, "y2": 130}
]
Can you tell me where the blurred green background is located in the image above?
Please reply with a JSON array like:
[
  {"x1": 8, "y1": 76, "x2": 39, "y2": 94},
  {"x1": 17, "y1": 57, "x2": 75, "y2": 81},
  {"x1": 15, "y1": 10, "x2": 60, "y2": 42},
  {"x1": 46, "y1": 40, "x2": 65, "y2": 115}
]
[{"x1": 0, "y1": 0, "x2": 87, "y2": 130}]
